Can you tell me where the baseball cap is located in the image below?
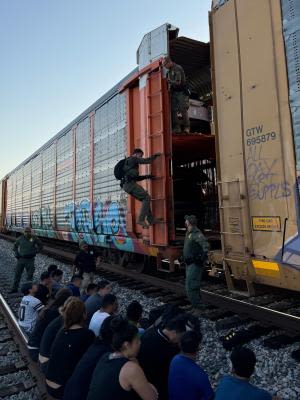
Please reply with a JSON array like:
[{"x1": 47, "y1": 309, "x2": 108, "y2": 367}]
[{"x1": 184, "y1": 215, "x2": 198, "y2": 226}]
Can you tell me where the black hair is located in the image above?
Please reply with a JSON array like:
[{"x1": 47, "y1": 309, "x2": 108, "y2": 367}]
[
  {"x1": 132, "y1": 148, "x2": 144, "y2": 156},
  {"x1": 111, "y1": 316, "x2": 138, "y2": 351},
  {"x1": 39, "y1": 288, "x2": 72, "y2": 319},
  {"x1": 180, "y1": 330, "x2": 202, "y2": 354},
  {"x1": 21, "y1": 281, "x2": 34, "y2": 295},
  {"x1": 97, "y1": 280, "x2": 110, "y2": 290},
  {"x1": 48, "y1": 264, "x2": 58, "y2": 274},
  {"x1": 101, "y1": 294, "x2": 117, "y2": 309},
  {"x1": 231, "y1": 346, "x2": 256, "y2": 379},
  {"x1": 164, "y1": 315, "x2": 187, "y2": 333},
  {"x1": 100, "y1": 315, "x2": 115, "y2": 344},
  {"x1": 40, "y1": 271, "x2": 50, "y2": 281},
  {"x1": 71, "y1": 274, "x2": 82, "y2": 282},
  {"x1": 126, "y1": 301, "x2": 143, "y2": 323},
  {"x1": 87, "y1": 283, "x2": 97, "y2": 293},
  {"x1": 52, "y1": 269, "x2": 63, "y2": 278}
]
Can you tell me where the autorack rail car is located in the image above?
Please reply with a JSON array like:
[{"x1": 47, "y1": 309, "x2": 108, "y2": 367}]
[{"x1": 1, "y1": 0, "x2": 300, "y2": 295}]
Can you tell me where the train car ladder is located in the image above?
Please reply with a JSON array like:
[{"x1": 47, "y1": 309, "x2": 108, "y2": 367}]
[
  {"x1": 146, "y1": 68, "x2": 168, "y2": 246},
  {"x1": 218, "y1": 180, "x2": 254, "y2": 296}
]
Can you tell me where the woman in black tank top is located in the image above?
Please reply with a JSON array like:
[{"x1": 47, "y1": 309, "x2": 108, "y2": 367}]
[{"x1": 87, "y1": 317, "x2": 157, "y2": 400}]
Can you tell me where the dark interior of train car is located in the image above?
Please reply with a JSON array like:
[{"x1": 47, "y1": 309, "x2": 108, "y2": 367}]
[{"x1": 169, "y1": 36, "x2": 220, "y2": 248}]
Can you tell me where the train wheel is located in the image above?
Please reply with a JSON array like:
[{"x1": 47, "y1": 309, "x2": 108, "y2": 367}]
[{"x1": 120, "y1": 252, "x2": 146, "y2": 273}]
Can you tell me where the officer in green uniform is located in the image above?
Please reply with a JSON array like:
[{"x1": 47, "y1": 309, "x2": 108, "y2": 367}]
[
  {"x1": 163, "y1": 56, "x2": 190, "y2": 134},
  {"x1": 183, "y1": 215, "x2": 209, "y2": 312},
  {"x1": 10, "y1": 227, "x2": 43, "y2": 293},
  {"x1": 121, "y1": 148, "x2": 161, "y2": 228}
]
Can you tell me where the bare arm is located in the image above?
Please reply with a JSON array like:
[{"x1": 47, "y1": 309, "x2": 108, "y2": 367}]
[{"x1": 120, "y1": 361, "x2": 158, "y2": 400}]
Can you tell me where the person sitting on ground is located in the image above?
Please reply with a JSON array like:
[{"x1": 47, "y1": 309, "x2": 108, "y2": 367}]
[
  {"x1": 85, "y1": 280, "x2": 111, "y2": 325},
  {"x1": 81, "y1": 283, "x2": 97, "y2": 302},
  {"x1": 51, "y1": 269, "x2": 64, "y2": 297},
  {"x1": 45, "y1": 297, "x2": 95, "y2": 399},
  {"x1": 138, "y1": 315, "x2": 186, "y2": 400},
  {"x1": 215, "y1": 346, "x2": 276, "y2": 400},
  {"x1": 38, "y1": 297, "x2": 74, "y2": 374},
  {"x1": 48, "y1": 264, "x2": 58, "y2": 275},
  {"x1": 35, "y1": 271, "x2": 52, "y2": 305},
  {"x1": 89, "y1": 294, "x2": 118, "y2": 336},
  {"x1": 66, "y1": 275, "x2": 82, "y2": 297},
  {"x1": 126, "y1": 300, "x2": 145, "y2": 335},
  {"x1": 18, "y1": 281, "x2": 44, "y2": 335},
  {"x1": 87, "y1": 316, "x2": 158, "y2": 400},
  {"x1": 28, "y1": 288, "x2": 71, "y2": 362},
  {"x1": 168, "y1": 330, "x2": 214, "y2": 400},
  {"x1": 63, "y1": 315, "x2": 115, "y2": 400},
  {"x1": 73, "y1": 241, "x2": 98, "y2": 293}
]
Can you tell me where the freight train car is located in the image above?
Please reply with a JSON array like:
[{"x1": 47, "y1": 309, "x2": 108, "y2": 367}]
[
  {"x1": 0, "y1": 26, "x2": 216, "y2": 273},
  {"x1": 210, "y1": 0, "x2": 300, "y2": 294}
]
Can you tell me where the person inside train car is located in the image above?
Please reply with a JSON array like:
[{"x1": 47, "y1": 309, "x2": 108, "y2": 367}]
[
  {"x1": 126, "y1": 300, "x2": 145, "y2": 335},
  {"x1": 73, "y1": 241, "x2": 99, "y2": 292},
  {"x1": 10, "y1": 226, "x2": 43, "y2": 293},
  {"x1": 66, "y1": 274, "x2": 82, "y2": 297},
  {"x1": 87, "y1": 316, "x2": 158, "y2": 400},
  {"x1": 168, "y1": 330, "x2": 214, "y2": 400},
  {"x1": 81, "y1": 283, "x2": 97, "y2": 302},
  {"x1": 121, "y1": 148, "x2": 162, "y2": 229},
  {"x1": 88, "y1": 293, "x2": 118, "y2": 336},
  {"x1": 18, "y1": 281, "x2": 44, "y2": 335},
  {"x1": 183, "y1": 215, "x2": 209, "y2": 315},
  {"x1": 85, "y1": 279, "x2": 112, "y2": 325},
  {"x1": 38, "y1": 297, "x2": 74, "y2": 374},
  {"x1": 35, "y1": 271, "x2": 52, "y2": 305},
  {"x1": 51, "y1": 268, "x2": 64, "y2": 297},
  {"x1": 28, "y1": 288, "x2": 71, "y2": 362},
  {"x1": 138, "y1": 315, "x2": 186, "y2": 400},
  {"x1": 163, "y1": 56, "x2": 190, "y2": 134},
  {"x1": 215, "y1": 346, "x2": 279, "y2": 400},
  {"x1": 45, "y1": 297, "x2": 95, "y2": 399},
  {"x1": 63, "y1": 315, "x2": 115, "y2": 400}
]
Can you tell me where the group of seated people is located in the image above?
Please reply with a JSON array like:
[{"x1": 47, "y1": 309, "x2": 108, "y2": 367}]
[{"x1": 17, "y1": 264, "x2": 277, "y2": 400}]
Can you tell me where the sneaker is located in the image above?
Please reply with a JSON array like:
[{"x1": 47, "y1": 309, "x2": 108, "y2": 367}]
[{"x1": 183, "y1": 128, "x2": 190, "y2": 134}]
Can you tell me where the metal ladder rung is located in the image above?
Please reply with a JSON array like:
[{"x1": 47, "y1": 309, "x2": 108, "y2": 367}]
[
  {"x1": 219, "y1": 206, "x2": 242, "y2": 209},
  {"x1": 151, "y1": 197, "x2": 165, "y2": 201},
  {"x1": 220, "y1": 231, "x2": 244, "y2": 236},
  {"x1": 148, "y1": 111, "x2": 162, "y2": 118},
  {"x1": 148, "y1": 133, "x2": 163, "y2": 138}
]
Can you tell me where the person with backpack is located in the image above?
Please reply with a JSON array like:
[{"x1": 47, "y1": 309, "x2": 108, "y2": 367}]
[{"x1": 114, "y1": 148, "x2": 161, "y2": 229}]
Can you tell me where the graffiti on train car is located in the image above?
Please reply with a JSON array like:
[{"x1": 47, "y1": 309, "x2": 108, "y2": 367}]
[{"x1": 246, "y1": 144, "x2": 291, "y2": 201}]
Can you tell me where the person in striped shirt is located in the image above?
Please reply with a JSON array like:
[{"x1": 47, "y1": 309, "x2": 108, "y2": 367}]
[{"x1": 18, "y1": 282, "x2": 44, "y2": 335}]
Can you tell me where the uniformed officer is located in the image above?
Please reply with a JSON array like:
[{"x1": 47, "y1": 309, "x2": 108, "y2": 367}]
[
  {"x1": 11, "y1": 227, "x2": 43, "y2": 293},
  {"x1": 183, "y1": 215, "x2": 209, "y2": 312},
  {"x1": 163, "y1": 56, "x2": 190, "y2": 134},
  {"x1": 121, "y1": 148, "x2": 161, "y2": 228}
]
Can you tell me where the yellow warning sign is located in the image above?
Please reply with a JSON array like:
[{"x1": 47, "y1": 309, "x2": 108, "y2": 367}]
[
  {"x1": 252, "y1": 260, "x2": 280, "y2": 278},
  {"x1": 252, "y1": 216, "x2": 281, "y2": 232}
]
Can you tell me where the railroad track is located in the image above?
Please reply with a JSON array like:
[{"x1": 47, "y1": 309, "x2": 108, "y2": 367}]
[
  {"x1": 0, "y1": 292, "x2": 48, "y2": 399},
  {"x1": 1, "y1": 233, "x2": 300, "y2": 336}
]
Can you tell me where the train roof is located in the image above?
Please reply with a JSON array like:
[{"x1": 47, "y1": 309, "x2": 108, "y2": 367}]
[{"x1": 4, "y1": 67, "x2": 138, "y2": 179}]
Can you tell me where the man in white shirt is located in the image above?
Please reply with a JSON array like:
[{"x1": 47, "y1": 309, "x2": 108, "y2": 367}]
[
  {"x1": 89, "y1": 294, "x2": 118, "y2": 336},
  {"x1": 18, "y1": 282, "x2": 44, "y2": 335}
]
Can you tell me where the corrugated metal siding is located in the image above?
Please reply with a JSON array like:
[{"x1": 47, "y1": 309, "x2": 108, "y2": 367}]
[
  {"x1": 22, "y1": 162, "x2": 31, "y2": 227},
  {"x1": 93, "y1": 93, "x2": 127, "y2": 234},
  {"x1": 0, "y1": 180, "x2": 2, "y2": 226},
  {"x1": 31, "y1": 155, "x2": 42, "y2": 228},
  {"x1": 56, "y1": 131, "x2": 73, "y2": 231},
  {"x1": 281, "y1": 0, "x2": 300, "y2": 170},
  {"x1": 75, "y1": 117, "x2": 91, "y2": 232},
  {"x1": 41, "y1": 144, "x2": 55, "y2": 229},
  {"x1": 15, "y1": 169, "x2": 23, "y2": 227}
]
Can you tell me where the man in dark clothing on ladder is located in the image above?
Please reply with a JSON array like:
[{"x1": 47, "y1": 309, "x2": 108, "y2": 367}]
[{"x1": 121, "y1": 148, "x2": 161, "y2": 228}]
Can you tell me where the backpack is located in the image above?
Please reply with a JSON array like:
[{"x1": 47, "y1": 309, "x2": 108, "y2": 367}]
[{"x1": 114, "y1": 158, "x2": 126, "y2": 180}]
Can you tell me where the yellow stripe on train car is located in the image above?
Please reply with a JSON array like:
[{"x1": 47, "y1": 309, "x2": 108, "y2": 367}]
[{"x1": 252, "y1": 260, "x2": 280, "y2": 278}]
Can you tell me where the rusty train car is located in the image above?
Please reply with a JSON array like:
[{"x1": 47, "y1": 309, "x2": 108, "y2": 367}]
[{"x1": 1, "y1": 0, "x2": 300, "y2": 295}]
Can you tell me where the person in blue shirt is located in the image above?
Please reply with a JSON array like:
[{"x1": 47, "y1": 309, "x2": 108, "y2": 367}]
[
  {"x1": 215, "y1": 346, "x2": 278, "y2": 400},
  {"x1": 80, "y1": 283, "x2": 98, "y2": 302},
  {"x1": 168, "y1": 330, "x2": 214, "y2": 400},
  {"x1": 66, "y1": 275, "x2": 82, "y2": 297}
]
